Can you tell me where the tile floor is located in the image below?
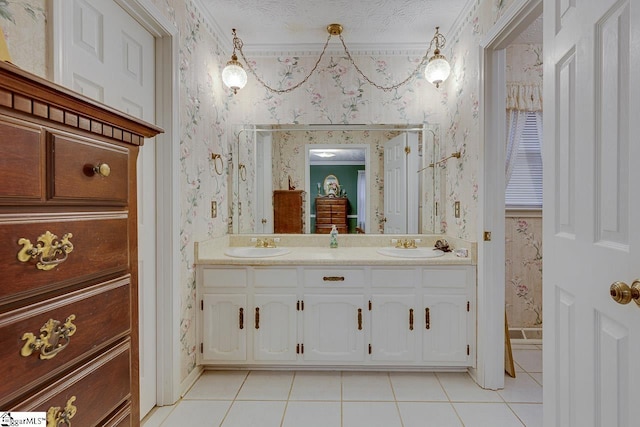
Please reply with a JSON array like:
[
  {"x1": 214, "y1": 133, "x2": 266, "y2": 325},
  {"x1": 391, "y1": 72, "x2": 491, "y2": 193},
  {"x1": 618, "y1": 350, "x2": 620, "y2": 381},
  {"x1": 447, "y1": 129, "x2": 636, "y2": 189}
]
[{"x1": 142, "y1": 343, "x2": 542, "y2": 427}]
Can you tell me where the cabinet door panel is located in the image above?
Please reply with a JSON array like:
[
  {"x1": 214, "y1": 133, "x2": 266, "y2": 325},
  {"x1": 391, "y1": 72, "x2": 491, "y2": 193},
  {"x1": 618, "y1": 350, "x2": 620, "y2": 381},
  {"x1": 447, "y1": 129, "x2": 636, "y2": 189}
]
[
  {"x1": 202, "y1": 294, "x2": 246, "y2": 361},
  {"x1": 371, "y1": 295, "x2": 416, "y2": 362},
  {"x1": 422, "y1": 294, "x2": 468, "y2": 363},
  {"x1": 303, "y1": 294, "x2": 365, "y2": 362},
  {"x1": 253, "y1": 294, "x2": 297, "y2": 361}
]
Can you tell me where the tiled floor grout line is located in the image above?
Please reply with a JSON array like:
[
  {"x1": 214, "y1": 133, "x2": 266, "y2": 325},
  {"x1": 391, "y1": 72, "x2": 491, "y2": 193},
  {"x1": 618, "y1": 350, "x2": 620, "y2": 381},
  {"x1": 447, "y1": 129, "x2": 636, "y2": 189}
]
[
  {"x1": 434, "y1": 372, "x2": 466, "y2": 427},
  {"x1": 340, "y1": 371, "x2": 344, "y2": 427},
  {"x1": 278, "y1": 371, "x2": 296, "y2": 427},
  {"x1": 387, "y1": 372, "x2": 406, "y2": 427},
  {"x1": 217, "y1": 371, "x2": 250, "y2": 427}
]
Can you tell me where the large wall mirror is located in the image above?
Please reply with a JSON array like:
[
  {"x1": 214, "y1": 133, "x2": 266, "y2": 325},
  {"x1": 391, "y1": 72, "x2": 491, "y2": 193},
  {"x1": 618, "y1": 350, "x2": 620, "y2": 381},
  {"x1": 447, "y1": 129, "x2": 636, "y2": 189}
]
[{"x1": 231, "y1": 124, "x2": 442, "y2": 235}]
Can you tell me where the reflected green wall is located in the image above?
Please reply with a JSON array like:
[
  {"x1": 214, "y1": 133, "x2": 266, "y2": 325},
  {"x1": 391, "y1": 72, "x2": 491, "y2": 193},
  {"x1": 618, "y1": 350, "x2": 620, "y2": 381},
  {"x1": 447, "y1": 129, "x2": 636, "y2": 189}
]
[{"x1": 310, "y1": 164, "x2": 364, "y2": 233}]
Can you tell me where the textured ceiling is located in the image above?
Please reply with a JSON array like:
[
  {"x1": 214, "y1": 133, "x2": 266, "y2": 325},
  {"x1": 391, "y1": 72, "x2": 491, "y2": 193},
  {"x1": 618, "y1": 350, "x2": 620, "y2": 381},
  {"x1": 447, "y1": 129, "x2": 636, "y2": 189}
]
[{"x1": 197, "y1": 0, "x2": 470, "y2": 52}]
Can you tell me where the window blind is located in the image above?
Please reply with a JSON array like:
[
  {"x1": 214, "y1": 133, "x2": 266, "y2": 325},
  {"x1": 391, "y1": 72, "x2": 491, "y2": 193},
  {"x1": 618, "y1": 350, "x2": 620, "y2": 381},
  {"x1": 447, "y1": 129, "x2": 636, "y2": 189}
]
[{"x1": 505, "y1": 112, "x2": 543, "y2": 208}]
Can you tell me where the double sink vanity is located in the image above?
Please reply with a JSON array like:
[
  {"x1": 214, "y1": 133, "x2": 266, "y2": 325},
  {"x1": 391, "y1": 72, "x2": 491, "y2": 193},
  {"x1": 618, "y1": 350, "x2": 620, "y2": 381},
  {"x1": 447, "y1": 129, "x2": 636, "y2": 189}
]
[{"x1": 195, "y1": 234, "x2": 476, "y2": 370}]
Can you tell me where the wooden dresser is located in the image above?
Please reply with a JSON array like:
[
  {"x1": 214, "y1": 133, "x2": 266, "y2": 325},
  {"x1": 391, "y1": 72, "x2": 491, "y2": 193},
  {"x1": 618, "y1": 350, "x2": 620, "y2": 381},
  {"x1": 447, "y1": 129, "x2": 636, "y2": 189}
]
[
  {"x1": 315, "y1": 197, "x2": 348, "y2": 234},
  {"x1": 273, "y1": 190, "x2": 305, "y2": 233},
  {"x1": 0, "y1": 62, "x2": 162, "y2": 425}
]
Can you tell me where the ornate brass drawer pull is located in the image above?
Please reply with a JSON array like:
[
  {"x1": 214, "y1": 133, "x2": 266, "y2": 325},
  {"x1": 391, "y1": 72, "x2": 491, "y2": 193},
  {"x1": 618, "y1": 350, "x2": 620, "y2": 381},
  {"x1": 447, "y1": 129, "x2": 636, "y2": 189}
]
[
  {"x1": 323, "y1": 276, "x2": 345, "y2": 282},
  {"x1": 17, "y1": 231, "x2": 74, "y2": 271},
  {"x1": 47, "y1": 396, "x2": 77, "y2": 426},
  {"x1": 21, "y1": 315, "x2": 77, "y2": 360}
]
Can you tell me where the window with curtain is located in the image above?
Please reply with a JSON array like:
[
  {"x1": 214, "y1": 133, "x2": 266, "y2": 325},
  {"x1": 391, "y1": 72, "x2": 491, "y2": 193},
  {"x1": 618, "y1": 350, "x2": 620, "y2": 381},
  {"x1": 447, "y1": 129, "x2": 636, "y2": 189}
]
[{"x1": 505, "y1": 111, "x2": 543, "y2": 208}]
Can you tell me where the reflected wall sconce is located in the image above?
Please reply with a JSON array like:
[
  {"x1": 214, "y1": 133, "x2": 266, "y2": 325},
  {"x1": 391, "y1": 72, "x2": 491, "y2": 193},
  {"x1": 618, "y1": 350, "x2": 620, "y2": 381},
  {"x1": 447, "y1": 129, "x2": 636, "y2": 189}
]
[
  {"x1": 416, "y1": 151, "x2": 461, "y2": 173},
  {"x1": 211, "y1": 153, "x2": 224, "y2": 175},
  {"x1": 222, "y1": 25, "x2": 450, "y2": 94}
]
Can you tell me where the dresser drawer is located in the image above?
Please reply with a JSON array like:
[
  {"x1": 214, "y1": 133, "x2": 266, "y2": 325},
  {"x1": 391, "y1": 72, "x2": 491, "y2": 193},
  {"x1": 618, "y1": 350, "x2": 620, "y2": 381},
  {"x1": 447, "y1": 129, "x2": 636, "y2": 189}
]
[
  {"x1": 0, "y1": 118, "x2": 44, "y2": 200},
  {"x1": 50, "y1": 132, "x2": 130, "y2": 204},
  {"x1": 0, "y1": 277, "x2": 131, "y2": 406},
  {"x1": 11, "y1": 340, "x2": 132, "y2": 426},
  {"x1": 0, "y1": 214, "x2": 129, "y2": 303},
  {"x1": 102, "y1": 402, "x2": 132, "y2": 427},
  {"x1": 304, "y1": 267, "x2": 366, "y2": 288}
]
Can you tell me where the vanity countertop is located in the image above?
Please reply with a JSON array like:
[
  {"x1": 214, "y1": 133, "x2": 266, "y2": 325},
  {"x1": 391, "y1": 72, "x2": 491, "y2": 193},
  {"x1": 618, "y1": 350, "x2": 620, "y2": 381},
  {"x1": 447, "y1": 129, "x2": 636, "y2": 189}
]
[{"x1": 195, "y1": 235, "x2": 475, "y2": 266}]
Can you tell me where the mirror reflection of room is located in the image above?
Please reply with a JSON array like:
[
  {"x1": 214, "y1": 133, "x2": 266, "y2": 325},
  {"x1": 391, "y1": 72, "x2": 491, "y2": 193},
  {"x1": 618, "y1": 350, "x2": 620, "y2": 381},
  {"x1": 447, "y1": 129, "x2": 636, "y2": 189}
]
[{"x1": 234, "y1": 125, "x2": 441, "y2": 235}]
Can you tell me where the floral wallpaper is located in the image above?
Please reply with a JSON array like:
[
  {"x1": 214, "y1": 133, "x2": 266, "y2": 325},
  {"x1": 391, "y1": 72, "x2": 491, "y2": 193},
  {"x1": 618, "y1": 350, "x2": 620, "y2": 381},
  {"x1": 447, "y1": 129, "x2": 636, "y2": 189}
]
[
  {"x1": 505, "y1": 215, "x2": 542, "y2": 328},
  {"x1": 150, "y1": 0, "x2": 231, "y2": 380},
  {"x1": 0, "y1": 0, "x2": 46, "y2": 77},
  {"x1": 2, "y1": 0, "x2": 543, "y2": 385}
]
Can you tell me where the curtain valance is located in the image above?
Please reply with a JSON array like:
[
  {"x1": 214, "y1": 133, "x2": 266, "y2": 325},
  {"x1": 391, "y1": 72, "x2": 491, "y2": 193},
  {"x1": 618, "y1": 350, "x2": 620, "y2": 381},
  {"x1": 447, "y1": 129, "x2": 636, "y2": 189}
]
[{"x1": 506, "y1": 83, "x2": 542, "y2": 111}]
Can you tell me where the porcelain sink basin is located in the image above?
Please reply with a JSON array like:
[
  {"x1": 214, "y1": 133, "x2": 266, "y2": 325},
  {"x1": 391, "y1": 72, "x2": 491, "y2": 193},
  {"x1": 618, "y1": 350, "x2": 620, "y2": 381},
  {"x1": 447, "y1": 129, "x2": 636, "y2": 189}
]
[
  {"x1": 376, "y1": 247, "x2": 445, "y2": 258},
  {"x1": 224, "y1": 247, "x2": 290, "y2": 258}
]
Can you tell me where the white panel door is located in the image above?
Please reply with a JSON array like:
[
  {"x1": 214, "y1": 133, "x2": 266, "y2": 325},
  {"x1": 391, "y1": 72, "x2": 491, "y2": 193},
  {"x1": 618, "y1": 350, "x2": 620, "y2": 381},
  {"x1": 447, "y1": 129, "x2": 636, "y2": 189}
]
[
  {"x1": 544, "y1": 0, "x2": 640, "y2": 426},
  {"x1": 253, "y1": 294, "x2": 297, "y2": 361},
  {"x1": 370, "y1": 295, "x2": 417, "y2": 362},
  {"x1": 58, "y1": 0, "x2": 157, "y2": 418},
  {"x1": 384, "y1": 133, "x2": 407, "y2": 233},
  {"x1": 422, "y1": 295, "x2": 468, "y2": 363},
  {"x1": 202, "y1": 294, "x2": 247, "y2": 361},
  {"x1": 303, "y1": 295, "x2": 365, "y2": 362}
]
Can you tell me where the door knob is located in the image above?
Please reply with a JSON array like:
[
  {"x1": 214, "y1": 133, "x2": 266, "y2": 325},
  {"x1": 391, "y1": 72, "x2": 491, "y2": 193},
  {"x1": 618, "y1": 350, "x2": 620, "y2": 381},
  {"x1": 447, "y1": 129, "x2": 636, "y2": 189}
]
[{"x1": 609, "y1": 280, "x2": 640, "y2": 306}]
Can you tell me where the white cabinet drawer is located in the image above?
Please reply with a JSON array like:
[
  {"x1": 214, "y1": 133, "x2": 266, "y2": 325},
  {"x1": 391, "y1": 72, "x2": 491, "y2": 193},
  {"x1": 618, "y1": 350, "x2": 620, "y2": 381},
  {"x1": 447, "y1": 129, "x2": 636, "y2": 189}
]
[
  {"x1": 253, "y1": 267, "x2": 298, "y2": 287},
  {"x1": 303, "y1": 267, "x2": 366, "y2": 288},
  {"x1": 421, "y1": 268, "x2": 470, "y2": 289},
  {"x1": 202, "y1": 267, "x2": 248, "y2": 288},
  {"x1": 371, "y1": 268, "x2": 417, "y2": 288}
]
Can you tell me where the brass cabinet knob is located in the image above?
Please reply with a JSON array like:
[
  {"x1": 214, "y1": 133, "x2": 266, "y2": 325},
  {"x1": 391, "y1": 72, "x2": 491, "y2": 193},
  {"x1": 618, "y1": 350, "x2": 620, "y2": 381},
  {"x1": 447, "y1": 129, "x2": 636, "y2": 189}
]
[
  {"x1": 93, "y1": 162, "x2": 111, "y2": 177},
  {"x1": 610, "y1": 280, "x2": 640, "y2": 306}
]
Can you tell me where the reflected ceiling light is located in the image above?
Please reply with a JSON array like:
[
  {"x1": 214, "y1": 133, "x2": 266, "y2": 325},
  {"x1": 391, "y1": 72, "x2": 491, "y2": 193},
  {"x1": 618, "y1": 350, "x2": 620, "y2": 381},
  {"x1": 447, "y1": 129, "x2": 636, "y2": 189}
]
[
  {"x1": 315, "y1": 152, "x2": 336, "y2": 158},
  {"x1": 423, "y1": 27, "x2": 450, "y2": 88},
  {"x1": 221, "y1": 25, "x2": 450, "y2": 94}
]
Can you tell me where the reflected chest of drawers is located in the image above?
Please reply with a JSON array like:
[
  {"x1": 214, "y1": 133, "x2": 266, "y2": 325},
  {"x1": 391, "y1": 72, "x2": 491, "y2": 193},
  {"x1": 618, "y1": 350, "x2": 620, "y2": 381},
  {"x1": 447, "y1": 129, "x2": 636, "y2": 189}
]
[
  {"x1": 315, "y1": 197, "x2": 348, "y2": 234},
  {"x1": 273, "y1": 190, "x2": 305, "y2": 233},
  {"x1": 0, "y1": 62, "x2": 161, "y2": 425}
]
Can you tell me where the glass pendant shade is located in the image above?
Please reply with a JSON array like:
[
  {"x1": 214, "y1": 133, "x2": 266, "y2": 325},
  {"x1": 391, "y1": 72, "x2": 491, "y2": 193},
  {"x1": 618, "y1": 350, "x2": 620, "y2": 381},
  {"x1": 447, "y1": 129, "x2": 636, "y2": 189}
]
[
  {"x1": 424, "y1": 52, "x2": 451, "y2": 88},
  {"x1": 222, "y1": 55, "x2": 247, "y2": 94}
]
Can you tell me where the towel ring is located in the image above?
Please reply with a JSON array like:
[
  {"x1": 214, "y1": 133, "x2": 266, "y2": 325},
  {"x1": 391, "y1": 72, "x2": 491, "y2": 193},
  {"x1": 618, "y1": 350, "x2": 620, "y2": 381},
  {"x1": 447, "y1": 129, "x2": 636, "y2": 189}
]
[
  {"x1": 239, "y1": 163, "x2": 247, "y2": 182},
  {"x1": 211, "y1": 153, "x2": 223, "y2": 175}
]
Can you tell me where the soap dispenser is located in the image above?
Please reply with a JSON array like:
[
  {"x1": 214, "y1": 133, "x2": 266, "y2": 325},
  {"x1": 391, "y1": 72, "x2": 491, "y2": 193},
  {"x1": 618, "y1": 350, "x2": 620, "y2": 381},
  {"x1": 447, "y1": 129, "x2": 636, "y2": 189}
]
[{"x1": 330, "y1": 224, "x2": 338, "y2": 248}]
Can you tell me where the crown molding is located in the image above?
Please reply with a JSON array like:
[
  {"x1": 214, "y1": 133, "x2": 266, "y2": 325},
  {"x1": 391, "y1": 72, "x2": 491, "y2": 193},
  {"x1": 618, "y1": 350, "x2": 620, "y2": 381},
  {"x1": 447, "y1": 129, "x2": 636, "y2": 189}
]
[{"x1": 191, "y1": 0, "x2": 459, "y2": 57}]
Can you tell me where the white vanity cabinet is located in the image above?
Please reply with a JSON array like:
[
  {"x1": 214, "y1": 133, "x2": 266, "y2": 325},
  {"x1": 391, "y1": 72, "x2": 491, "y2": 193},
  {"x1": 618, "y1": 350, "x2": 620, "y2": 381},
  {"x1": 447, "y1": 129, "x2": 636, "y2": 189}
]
[
  {"x1": 252, "y1": 294, "x2": 298, "y2": 361},
  {"x1": 370, "y1": 294, "x2": 417, "y2": 362},
  {"x1": 302, "y1": 294, "x2": 366, "y2": 362},
  {"x1": 421, "y1": 267, "x2": 475, "y2": 364},
  {"x1": 197, "y1": 262, "x2": 475, "y2": 368},
  {"x1": 202, "y1": 294, "x2": 247, "y2": 361}
]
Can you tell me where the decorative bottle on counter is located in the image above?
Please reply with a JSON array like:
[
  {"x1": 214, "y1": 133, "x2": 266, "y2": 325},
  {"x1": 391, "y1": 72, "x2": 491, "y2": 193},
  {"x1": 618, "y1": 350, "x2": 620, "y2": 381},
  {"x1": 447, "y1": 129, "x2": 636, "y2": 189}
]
[{"x1": 330, "y1": 224, "x2": 338, "y2": 248}]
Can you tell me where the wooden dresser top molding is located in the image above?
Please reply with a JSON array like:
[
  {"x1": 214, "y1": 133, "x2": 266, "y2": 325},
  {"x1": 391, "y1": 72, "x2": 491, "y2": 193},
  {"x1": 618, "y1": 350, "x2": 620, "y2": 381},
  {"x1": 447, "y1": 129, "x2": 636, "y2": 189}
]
[{"x1": 0, "y1": 61, "x2": 163, "y2": 145}]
